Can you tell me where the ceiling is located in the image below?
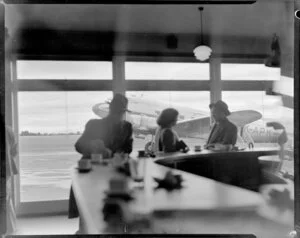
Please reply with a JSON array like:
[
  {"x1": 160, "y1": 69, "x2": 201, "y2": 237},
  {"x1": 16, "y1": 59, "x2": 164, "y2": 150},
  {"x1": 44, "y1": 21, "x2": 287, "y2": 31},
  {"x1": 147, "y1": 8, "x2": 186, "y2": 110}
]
[{"x1": 5, "y1": 1, "x2": 293, "y2": 38}]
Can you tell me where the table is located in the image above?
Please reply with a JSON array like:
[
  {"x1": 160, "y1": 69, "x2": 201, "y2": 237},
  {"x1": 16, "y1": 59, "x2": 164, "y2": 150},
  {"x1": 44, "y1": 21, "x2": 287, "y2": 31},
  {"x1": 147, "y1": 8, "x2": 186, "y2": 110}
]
[
  {"x1": 154, "y1": 148, "x2": 280, "y2": 191},
  {"x1": 70, "y1": 158, "x2": 293, "y2": 236},
  {"x1": 153, "y1": 147, "x2": 279, "y2": 164}
]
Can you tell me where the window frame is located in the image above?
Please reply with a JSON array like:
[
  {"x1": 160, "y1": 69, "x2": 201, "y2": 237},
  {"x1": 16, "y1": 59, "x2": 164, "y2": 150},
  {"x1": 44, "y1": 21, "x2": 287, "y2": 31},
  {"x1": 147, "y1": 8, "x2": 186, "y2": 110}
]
[{"x1": 12, "y1": 54, "x2": 277, "y2": 215}]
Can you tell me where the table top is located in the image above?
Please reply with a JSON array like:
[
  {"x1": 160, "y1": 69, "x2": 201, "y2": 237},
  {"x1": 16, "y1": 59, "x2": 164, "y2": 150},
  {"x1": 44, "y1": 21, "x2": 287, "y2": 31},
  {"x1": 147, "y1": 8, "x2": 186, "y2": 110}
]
[
  {"x1": 154, "y1": 147, "x2": 279, "y2": 164},
  {"x1": 71, "y1": 159, "x2": 273, "y2": 234},
  {"x1": 257, "y1": 183, "x2": 294, "y2": 226}
]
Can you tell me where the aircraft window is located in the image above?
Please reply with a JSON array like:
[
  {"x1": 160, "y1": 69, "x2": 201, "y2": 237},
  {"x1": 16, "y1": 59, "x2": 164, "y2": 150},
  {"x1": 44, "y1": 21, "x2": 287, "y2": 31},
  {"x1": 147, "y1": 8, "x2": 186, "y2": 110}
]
[
  {"x1": 18, "y1": 91, "x2": 112, "y2": 202},
  {"x1": 125, "y1": 62, "x2": 209, "y2": 80},
  {"x1": 17, "y1": 60, "x2": 113, "y2": 80},
  {"x1": 221, "y1": 63, "x2": 280, "y2": 81}
]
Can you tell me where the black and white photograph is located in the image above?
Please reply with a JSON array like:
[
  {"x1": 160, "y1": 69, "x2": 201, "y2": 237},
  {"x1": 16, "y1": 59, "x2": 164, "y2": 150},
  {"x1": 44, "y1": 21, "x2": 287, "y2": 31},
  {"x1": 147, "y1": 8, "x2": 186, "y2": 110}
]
[{"x1": 1, "y1": 0, "x2": 297, "y2": 237}]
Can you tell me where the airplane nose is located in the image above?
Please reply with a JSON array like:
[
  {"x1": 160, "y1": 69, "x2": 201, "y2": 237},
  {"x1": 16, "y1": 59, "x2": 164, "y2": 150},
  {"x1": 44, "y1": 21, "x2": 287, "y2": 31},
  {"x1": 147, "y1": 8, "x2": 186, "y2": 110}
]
[{"x1": 92, "y1": 103, "x2": 109, "y2": 118}]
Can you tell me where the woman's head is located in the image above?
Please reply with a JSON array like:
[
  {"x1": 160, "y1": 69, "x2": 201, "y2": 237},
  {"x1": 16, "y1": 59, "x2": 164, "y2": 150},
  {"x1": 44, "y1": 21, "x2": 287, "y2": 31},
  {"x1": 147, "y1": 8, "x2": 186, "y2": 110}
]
[{"x1": 157, "y1": 108, "x2": 179, "y2": 128}]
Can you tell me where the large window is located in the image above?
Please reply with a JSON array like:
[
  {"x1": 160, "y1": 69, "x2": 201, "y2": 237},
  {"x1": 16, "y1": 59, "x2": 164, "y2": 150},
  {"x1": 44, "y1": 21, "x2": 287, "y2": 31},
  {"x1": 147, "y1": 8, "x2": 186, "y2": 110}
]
[
  {"x1": 17, "y1": 60, "x2": 113, "y2": 80},
  {"x1": 18, "y1": 90, "x2": 112, "y2": 202},
  {"x1": 125, "y1": 62, "x2": 209, "y2": 80},
  {"x1": 126, "y1": 91, "x2": 210, "y2": 152},
  {"x1": 13, "y1": 58, "x2": 294, "y2": 211}
]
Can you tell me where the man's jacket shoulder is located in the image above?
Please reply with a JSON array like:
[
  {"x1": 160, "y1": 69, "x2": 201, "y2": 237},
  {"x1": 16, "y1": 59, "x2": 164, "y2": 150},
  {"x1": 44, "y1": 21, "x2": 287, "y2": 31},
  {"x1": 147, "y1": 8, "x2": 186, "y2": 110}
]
[
  {"x1": 123, "y1": 120, "x2": 133, "y2": 129},
  {"x1": 86, "y1": 118, "x2": 105, "y2": 128},
  {"x1": 225, "y1": 119, "x2": 238, "y2": 131}
]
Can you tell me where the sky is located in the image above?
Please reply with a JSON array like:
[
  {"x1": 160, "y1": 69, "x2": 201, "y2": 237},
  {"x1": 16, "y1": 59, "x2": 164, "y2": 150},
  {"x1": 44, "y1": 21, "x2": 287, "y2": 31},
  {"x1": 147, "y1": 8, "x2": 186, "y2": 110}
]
[{"x1": 16, "y1": 60, "x2": 292, "y2": 134}]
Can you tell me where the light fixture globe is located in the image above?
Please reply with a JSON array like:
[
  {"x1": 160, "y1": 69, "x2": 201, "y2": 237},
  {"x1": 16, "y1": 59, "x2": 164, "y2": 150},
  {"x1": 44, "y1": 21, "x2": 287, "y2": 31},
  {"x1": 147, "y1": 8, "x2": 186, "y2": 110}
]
[
  {"x1": 193, "y1": 45, "x2": 212, "y2": 61},
  {"x1": 194, "y1": 7, "x2": 212, "y2": 61}
]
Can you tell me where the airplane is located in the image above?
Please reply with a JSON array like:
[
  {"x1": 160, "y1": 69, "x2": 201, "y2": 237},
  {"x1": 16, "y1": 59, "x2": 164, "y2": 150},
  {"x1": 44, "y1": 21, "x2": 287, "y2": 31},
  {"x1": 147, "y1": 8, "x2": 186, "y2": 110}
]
[{"x1": 91, "y1": 95, "x2": 291, "y2": 155}]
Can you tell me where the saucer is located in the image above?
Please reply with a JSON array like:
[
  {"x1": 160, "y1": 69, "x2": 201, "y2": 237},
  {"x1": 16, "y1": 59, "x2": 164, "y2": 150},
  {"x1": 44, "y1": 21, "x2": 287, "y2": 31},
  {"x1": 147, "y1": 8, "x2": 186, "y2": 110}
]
[{"x1": 104, "y1": 190, "x2": 134, "y2": 200}]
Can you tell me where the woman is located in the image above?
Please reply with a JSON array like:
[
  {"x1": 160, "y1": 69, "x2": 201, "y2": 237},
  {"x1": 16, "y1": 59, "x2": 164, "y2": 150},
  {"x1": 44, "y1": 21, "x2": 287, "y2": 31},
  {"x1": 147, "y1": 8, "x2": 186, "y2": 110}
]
[{"x1": 154, "y1": 108, "x2": 180, "y2": 153}]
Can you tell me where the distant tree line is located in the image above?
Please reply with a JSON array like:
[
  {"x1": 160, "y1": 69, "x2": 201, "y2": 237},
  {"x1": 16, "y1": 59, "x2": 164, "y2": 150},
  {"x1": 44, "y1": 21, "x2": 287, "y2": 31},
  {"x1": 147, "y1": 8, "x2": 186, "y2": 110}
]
[{"x1": 20, "y1": 130, "x2": 82, "y2": 136}]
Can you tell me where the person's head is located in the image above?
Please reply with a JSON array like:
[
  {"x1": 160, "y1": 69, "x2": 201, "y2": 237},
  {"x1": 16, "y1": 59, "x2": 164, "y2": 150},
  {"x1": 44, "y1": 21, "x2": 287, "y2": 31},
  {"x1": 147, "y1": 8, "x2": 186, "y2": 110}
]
[
  {"x1": 109, "y1": 93, "x2": 128, "y2": 122},
  {"x1": 157, "y1": 108, "x2": 179, "y2": 128},
  {"x1": 209, "y1": 100, "x2": 230, "y2": 122}
]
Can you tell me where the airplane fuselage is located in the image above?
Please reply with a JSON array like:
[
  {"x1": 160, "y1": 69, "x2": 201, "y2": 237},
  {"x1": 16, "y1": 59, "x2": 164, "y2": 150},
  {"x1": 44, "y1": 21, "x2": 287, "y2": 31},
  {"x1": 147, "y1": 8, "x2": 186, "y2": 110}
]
[{"x1": 92, "y1": 96, "x2": 294, "y2": 150}]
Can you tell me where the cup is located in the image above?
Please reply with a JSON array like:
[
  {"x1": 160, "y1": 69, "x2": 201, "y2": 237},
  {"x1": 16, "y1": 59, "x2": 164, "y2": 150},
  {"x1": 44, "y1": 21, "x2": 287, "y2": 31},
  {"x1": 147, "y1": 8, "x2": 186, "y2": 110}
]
[
  {"x1": 129, "y1": 158, "x2": 146, "y2": 188},
  {"x1": 91, "y1": 153, "x2": 103, "y2": 164},
  {"x1": 194, "y1": 145, "x2": 202, "y2": 152},
  {"x1": 129, "y1": 158, "x2": 139, "y2": 178},
  {"x1": 78, "y1": 159, "x2": 92, "y2": 170},
  {"x1": 112, "y1": 153, "x2": 125, "y2": 167},
  {"x1": 138, "y1": 150, "x2": 146, "y2": 158},
  {"x1": 214, "y1": 144, "x2": 223, "y2": 150},
  {"x1": 227, "y1": 145, "x2": 233, "y2": 151}
]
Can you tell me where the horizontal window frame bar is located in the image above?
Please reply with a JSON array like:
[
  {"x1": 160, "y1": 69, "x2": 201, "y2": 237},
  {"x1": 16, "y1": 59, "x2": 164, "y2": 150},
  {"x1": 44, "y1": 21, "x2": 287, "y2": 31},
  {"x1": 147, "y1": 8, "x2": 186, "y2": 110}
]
[
  {"x1": 221, "y1": 81, "x2": 273, "y2": 91},
  {"x1": 126, "y1": 80, "x2": 210, "y2": 91},
  {"x1": 17, "y1": 80, "x2": 113, "y2": 91},
  {"x1": 17, "y1": 80, "x2": 274, "y2": 91}
]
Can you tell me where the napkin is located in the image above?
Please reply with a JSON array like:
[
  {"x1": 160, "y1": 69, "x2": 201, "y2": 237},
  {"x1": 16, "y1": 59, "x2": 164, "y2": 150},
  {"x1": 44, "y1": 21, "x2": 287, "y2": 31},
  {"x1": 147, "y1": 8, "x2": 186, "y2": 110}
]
[{"x1": 153, "y1": 171, "x2": 183, "y2": 190}]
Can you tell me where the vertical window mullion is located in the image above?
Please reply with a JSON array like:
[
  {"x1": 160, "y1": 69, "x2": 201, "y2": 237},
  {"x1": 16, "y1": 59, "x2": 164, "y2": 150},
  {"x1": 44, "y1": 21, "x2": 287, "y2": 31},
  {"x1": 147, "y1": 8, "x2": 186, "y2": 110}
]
[
  {"x1": 11, "y1": 56, "x2": 20, "y2": 209},
  {"x1": 209, "y1": 57, "x2": 221, "y2": 103},
  {"x1": 112, "y1": 56, "x2": 126, "y2": 95}
]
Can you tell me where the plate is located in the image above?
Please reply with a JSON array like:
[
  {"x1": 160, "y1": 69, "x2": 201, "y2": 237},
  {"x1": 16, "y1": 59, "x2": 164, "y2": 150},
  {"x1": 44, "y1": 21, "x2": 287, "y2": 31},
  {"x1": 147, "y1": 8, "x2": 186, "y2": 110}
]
[
  {"x1": 76, "y1": 167, "x2": 92, "y2": 173},
  {"x1": 104, "y1": 190, "x2": 135, "y2": 200},
  {"x1": 104, "y1": 189, "x2": 134, "y2": 195}
]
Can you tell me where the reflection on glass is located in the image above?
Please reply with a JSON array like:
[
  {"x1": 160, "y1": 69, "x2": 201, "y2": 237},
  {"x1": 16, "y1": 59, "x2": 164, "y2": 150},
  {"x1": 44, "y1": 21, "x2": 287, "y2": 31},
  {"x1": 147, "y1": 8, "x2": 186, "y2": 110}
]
[
  {"x1": 125, "y1": 62, "x2": 209, "y2": 80},
  {"x1": 18, "y1": 91, "x2": 112, "y2": 202},
  {"x1": 221, "y1": 64, "x2": 280, "y2": 81},
  {"x1": 17, "y1": 61, "x2": 113, "y2": 80},
  {"x1": 222, "y1": 91, "x2": 293, "y2": 175}
]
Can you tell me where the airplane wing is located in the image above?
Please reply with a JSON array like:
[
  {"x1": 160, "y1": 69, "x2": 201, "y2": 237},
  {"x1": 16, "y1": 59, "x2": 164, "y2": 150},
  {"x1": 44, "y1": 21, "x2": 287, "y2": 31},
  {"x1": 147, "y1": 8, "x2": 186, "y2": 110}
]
[
  {"x1": 227, "y1": 110, "x2": 262, "y2": 127},
  {"x1": 174, "y1": 110, "x2": 262, "y2": 138},
  {"x1": 174, "y1": 116, "x2": 211, "y2": 138}
]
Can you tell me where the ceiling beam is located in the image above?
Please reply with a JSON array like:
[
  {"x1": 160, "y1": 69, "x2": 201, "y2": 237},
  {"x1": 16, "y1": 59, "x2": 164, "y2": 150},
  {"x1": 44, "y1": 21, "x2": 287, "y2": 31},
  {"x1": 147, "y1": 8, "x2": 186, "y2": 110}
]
[
  {"x1": 5, "y1": 0, "x2": 256, "y2": 4},
  {"x1": 11, "y1": 29, "x2": 270, "y2": 56}
]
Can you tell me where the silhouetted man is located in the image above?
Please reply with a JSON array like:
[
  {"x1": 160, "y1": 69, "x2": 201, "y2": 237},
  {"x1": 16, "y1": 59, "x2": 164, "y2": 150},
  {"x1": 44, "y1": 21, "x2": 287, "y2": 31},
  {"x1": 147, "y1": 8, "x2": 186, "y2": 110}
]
[
  {"x1": 75, "y1": 93, "x2": 133, "y2": 158},
  {"x1": 205, "y1": 100, "x2": 237, "y2": 150}
]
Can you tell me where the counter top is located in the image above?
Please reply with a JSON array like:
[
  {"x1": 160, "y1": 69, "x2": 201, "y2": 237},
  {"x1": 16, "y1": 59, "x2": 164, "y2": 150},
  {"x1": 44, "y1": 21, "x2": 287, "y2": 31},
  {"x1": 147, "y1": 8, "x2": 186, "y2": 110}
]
[{"x1": 70, "y1": 157, "x2": 292, "y2": 235}]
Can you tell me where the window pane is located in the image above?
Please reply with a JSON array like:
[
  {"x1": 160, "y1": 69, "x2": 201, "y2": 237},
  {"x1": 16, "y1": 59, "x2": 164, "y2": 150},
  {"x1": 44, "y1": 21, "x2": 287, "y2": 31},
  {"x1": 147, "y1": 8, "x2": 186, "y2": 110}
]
[
  {"x1": 273, "y1": 76, "x2": 294, "y2": 97},
  {"x1": 17, "y1": 60, "x2": 113, "y2": 80},
  {"x1": 125, "y1": 91, "x2": 210, "y2": 153},
  {"x1": 125, "y1": 62, "x2": 209, "y2": 80},
  {"x1": 221, "y1": 64, "x2": 280, "y2": 80},
  {"x1": 222, "y1": 91, "x2": 293, "y2": 175},
  {"x1": 18, "y1": 91, "x2": 112, "y2": 202}
]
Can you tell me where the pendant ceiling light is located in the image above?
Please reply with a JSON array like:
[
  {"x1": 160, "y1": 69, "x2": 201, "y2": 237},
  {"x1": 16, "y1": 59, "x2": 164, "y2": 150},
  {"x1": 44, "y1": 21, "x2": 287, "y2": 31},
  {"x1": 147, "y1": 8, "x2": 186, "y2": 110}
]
[
  {"x1": 264, "y1": 33, "x2": 280, "y2": 68},
  {"x1": 193, "y1": 7, "x2": 212, "y2": 61}
]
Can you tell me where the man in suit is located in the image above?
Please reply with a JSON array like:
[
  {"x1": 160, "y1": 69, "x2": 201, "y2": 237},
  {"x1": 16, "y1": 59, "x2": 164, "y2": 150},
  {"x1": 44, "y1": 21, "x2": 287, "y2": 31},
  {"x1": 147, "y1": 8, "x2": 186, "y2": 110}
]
[
  {"x1": 205, "y1": 100, "x2": 237, "y2": 150},
  {"x1": 75, "y1": 93, "x2": 133, "y2": 158},
  {"x1": 70, "y1": 94, "x2": 133, "y2": 226}
]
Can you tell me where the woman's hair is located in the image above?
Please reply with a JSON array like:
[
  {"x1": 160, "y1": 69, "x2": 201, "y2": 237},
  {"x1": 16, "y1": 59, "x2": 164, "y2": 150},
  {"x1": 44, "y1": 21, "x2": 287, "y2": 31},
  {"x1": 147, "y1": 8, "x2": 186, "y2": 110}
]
[{"x1": 157, "y1": 108, "x2": 179, "y2": 128}]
